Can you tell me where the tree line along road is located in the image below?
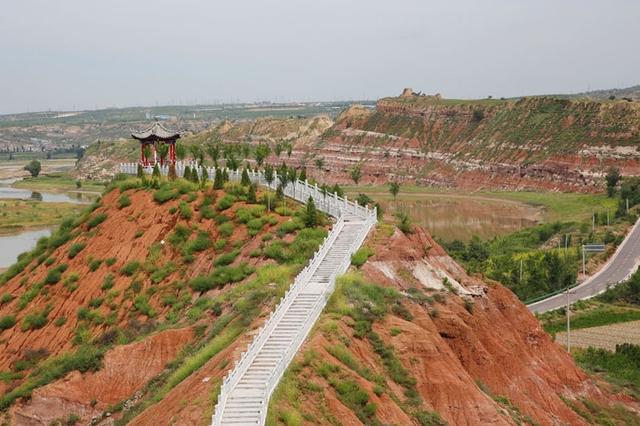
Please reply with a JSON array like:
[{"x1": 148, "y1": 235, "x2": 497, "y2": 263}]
[{"x1": 528, "y1": 218, "x2": 640, "y2": 314}]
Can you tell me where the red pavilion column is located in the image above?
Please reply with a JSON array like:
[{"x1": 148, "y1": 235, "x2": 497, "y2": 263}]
[{"x1": 140, "y1": 143, "x2": 145, "y2": 165}]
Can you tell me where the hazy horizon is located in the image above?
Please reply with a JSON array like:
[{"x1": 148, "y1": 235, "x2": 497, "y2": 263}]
[{"x1": 1, "y1": 0, "x2": 639, "y2": 115}]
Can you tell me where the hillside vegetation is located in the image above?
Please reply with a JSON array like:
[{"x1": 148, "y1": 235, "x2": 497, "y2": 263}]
[{"x1": 0, "y1": 173, "x2": 328, "y2": 424}]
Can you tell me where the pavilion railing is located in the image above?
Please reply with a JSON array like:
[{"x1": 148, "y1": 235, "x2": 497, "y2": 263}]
[{"x1": 119, "y1": 162, "x2": 375, "y2": 220}]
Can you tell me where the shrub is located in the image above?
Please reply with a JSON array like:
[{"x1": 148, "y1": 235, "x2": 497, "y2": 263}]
[
  {"x1": 179, "y1": 201, "x2": 192, "y2": 220},
  {"x1": 218, "y1": 222, "x2": 234, "y2": 238},
  {"x1": 214, "y1": 238, "x2": 227, "y2": 251},
  {"x1": 277, "y1": 219, "x2": 302, "y2": 236},
  {"x1": 120, "y1": 261, "x2": 140, "y2": 276},
  {"x1": 200, "y1": 205, "x2": 216, "y2": 220},
  {"x1": 88, "y1": 297, "x2": 104, "y2": 308},
  {"x1": 68, "y1": 242, "x2": 86, "y2": 259},
  {"x1": 415, "y1": 411, "x2": 446, "y2": 426},
  {"x1": 1, "y1": 293, "x2": 14, "y2": 305},
  {"x1": 183, "y1": 231, "x2": 211, "y2": 255},
  {"x1": 133, "y1": 295, "x2": 156, "y2": 317},
  {"x1": 22, "y1": 306, "x2": 52, "y2": 331},
  {"x1": 168, "y1": 224, "x2": 192, "y2": 247},
  {"x1": 189, "y1": 263, "x2": 255, "y2": 292},
  {"x1": 351, "y1": 246, "x2": 374, "y2": 267},
  {"x1": 44, "y1": 266, "x2": 65, "y2": 285},
  {"x1": 0, "y1": 315, "x2": 16, "y2": 330},
  {"x1": 214, "y1": 250, "x2": 239, "y2": 267},
  {"x1": 87, "y1": 213, "x2": 107, "y2": 230},
  {"x1": 216, "y1": 194, "x2": 235, "y2": 211},
  {"x1": 88, "y1": 258, "x2": 102, "y2": 271},
  {"x1": 101, "y1": 274, "x2": 115, "y2": 290},
  {"x1": 153, "y1": 186, "x2": 179, "y2": 204},
  {"x1": 105, "y1": 257, "x2": 117, "y2": 266},
  {"x1": 118, "y1": 194, "x2": 132, "y2": 209},
  {"x1": 54, "y1": 317, "x2": 67, "y2": 327}
]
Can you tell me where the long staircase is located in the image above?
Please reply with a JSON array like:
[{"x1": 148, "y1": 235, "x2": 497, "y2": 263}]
[
  {"x1": 119, "y1": 163, "x2": 377, "y2": 426},
  {"x1": 217, "y1": 216, "x2": 370, "y2": 425}
]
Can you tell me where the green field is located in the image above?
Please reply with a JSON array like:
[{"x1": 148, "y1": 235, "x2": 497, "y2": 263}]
[
  {"x1": 12, "y1": 175, "x2": 105, "y2": 193},
  {"x1": 0, "y1": 199, "x2": 85, "y2": 235},
  {"x1": 344, "y1": 185, "x2": 617, "y2": 224}
]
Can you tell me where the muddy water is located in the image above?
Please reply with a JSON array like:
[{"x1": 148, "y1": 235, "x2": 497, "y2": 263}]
[
  {"x1": 380, "y1": 197, "x2": 541, "y2": 242},
  {"x1": 0, "y1": 178, "x2": 94, "y2": 204},
  {"x1": 0, "y1": 228, "x2": 51, "y2": 268},
  {"x1": 0, "y1": 178, "x2": 93, "y2": 269}
]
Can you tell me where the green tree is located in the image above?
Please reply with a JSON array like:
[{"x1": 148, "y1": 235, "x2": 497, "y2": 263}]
[
  {"x1": 143, "y1": 145, "x2": 153, "y2": 163},
  {"x1": 190, "y1": 167, "x2": 200, "y2": 184},
  {"x1": 201, "y1": 167, "x2": 209, "y2": 187},
  {"x1": 606, "y1": 167, "x2": 621, "y2": 197},
  {"x1": 241, "y1": 168, "x2": 251, "y2": 186},
  {"x1": 168, "y1": 164, "x2": 177, "y2": 181},
  {"x1": 189, "y1": 145, "x2": 204, "y2": 166},
  {"x1": 299, "y1": 167, "x2": 307, "y2": 182},
  {"x1": 303, "y1": 197, "x2": 318, "y2": 227},
  {"x1": 206, "y1": 142, "x2": 220, "y2": 167},
  {"x1": 247, "y1": 184, "x2": 257, "y2": 204},
  {"x1": 152, "y1": 164, "x2": 160, "y2": 178},
  {"x1": 314, "y1": 157, "x2": 325, "y2": 170},
  {"x1": 255, "y1": 143, "x2": 271, "y2": 167},
  {"x1": 183, "y1": 166, "x2": 192, "y2": 181},
  {"x1": 137, "y1": 163, "x2": 144, "y2": 178},
  {"x1": 389, "y1": 181, "x2": 400, "y2": 201},
  {"x1": 175, "y1": 142, "x2": 187, "y2": 161},
  {"x1": 156, "y1": 143, "x2": 169, "y2": 166},
  {"x1": 264, "y1": 164, "x2": 275, "y2": 211},
  {"x1": 274, "y1": 142, "x2": 283, "y2": 157},
  {"x1": 213, "y1": 169, "x2": 224, "y2": 189},
  {"x1": 24, "y1": 160, "x2": 41, "y2": 177},
  {"x1": 350, "y1": 163, "x2": 362, "y2": 184}
]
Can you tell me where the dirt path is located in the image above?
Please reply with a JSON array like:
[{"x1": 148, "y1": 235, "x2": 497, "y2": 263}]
[{"x1": 555, "y1": 320, "x2": 640, "y2": 351}]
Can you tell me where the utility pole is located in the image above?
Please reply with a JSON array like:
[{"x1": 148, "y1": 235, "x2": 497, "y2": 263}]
[
  {"x1": 519, "y1": 259, "x2": 523, "y2": 283},
  {"x1": 592, "y1": 211, "x2": 595, "y2": 232},
  {"x1": 566, "y1": 286, "x2": 571, "y2": 352},
  {"x1": 582, "y1": 245, "x2": 586, "y2": 276},
  {"x1": 607, "y1": 210, "x2": 610, "y2": 226},
  {"x1": 627, "y1": 198, "x2": 630, "y2": 214}
]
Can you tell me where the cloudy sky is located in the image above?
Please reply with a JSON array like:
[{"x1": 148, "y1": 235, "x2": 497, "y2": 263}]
[{"x1": 1, "y1": 0, "x2": 638, "y2": 114}]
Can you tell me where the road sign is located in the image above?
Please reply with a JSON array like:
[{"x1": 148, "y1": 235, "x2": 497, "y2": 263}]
[{"x1": 583, "y1": 244, "x2": 605, "y2": 253}]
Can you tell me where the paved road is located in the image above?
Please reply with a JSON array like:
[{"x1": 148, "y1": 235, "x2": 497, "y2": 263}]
[{"x1": 528, "y1": 218, "x2": 640, "y2": 313}]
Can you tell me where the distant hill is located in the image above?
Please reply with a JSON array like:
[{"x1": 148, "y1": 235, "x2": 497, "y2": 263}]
[{"x1": 567, "y1": 84, "x2": 640, "y2": 101}]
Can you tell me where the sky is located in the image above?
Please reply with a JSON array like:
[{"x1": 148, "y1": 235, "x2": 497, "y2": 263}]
[{"x1": 1, "y1": 0, "x2": 639, "y2": 114}]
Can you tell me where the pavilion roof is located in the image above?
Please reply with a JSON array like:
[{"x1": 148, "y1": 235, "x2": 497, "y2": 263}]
[{"x1": 131, "y1": 121, "x2": 180, "y2": 141}]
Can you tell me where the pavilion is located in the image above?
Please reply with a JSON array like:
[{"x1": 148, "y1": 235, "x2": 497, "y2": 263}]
[{"x1": 131, "y1": 121, "x2": 180, "y2": 166}]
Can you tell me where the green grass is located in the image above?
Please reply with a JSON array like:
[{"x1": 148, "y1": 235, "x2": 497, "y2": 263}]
[
  {"x1": 343, "y1": 185, "x2": 617, "y2": 224},
  {"x1": 0, "y1": 200, "x2": 84, "y2": 235},
  {"x1": 542, "y1": 303, "x2": 640, "y2": 334},
  {"x1": 574, "y1": 343, "x2": 640, "y2": 398},
  {"x1": 12, "y1": 174, "x2": 105, "y2": 193}
]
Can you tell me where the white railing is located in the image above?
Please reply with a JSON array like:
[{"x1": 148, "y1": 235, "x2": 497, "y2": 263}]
[
  {"x1": 119, "y1": 162, "x2": 375, "y2": 220},
  {"x1": 119, "y1": 162, "x2": 377, "y2": 426}
]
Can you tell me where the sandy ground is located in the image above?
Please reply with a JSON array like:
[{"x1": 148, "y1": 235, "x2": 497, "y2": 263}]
[{"x1": 556, "y1": 320, "x2": 640, "y2": 351}]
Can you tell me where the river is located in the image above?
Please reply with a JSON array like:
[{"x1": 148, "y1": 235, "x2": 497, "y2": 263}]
[{"x1": 0, "y1": 178, "x2": 96, "y2": 269}]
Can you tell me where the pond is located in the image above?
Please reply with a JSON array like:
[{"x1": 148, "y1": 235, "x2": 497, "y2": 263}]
[
  {"x1": 379, "y1": 196, "x2": 541, "y2": 242},
  {"x1": 0, "y1": 228, "x2": 51, "y2": 269}
]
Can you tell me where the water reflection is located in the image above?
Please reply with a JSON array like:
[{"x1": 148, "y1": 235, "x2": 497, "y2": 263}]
[
  {"x1": 381, "y1": 198, "x2": 540, "y2": 242},
  {"x1": 0, "y1": 180, "x2": 95, "y2": 204},
  {"x1": 0, "y1": 228, "x2": 51, "y2": 268}
]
